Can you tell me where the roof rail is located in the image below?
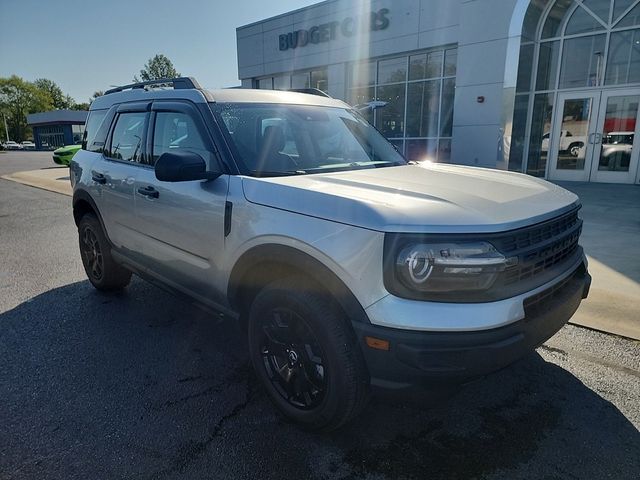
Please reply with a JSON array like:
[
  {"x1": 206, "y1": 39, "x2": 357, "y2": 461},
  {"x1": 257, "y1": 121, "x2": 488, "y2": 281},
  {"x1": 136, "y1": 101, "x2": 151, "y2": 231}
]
[
  {"x1": 288, "y1": 88, "x2": 331, "y2": 98},
  {"x1": 104, "y1": 77, "x2": 202, "y2": 95}
]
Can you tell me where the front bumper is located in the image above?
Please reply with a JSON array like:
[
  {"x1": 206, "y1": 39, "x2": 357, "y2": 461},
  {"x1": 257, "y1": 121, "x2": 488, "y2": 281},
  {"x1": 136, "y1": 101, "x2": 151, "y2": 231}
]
[{"x1": 353, "y1": 260, "x2": 591, "y2": 391}]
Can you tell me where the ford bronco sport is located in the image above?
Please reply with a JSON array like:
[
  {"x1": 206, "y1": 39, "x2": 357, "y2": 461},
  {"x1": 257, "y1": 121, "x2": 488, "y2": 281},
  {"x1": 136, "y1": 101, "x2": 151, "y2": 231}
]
[{"x1": 70, "y1": 77, "x2": 591, "y2": 431}]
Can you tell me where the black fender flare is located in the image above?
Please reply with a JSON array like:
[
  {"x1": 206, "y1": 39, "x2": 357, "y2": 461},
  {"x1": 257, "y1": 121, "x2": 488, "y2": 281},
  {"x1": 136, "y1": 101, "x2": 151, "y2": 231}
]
[{"x1": 228, "y1": 244, "x2": 371, "y2": 324}]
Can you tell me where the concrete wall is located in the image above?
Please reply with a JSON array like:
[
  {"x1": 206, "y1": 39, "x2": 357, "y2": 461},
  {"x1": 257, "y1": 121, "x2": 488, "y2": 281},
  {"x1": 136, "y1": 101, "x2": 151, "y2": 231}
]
[{"x1": 236, "y1": 0, "x2": 526, "y2": 169}]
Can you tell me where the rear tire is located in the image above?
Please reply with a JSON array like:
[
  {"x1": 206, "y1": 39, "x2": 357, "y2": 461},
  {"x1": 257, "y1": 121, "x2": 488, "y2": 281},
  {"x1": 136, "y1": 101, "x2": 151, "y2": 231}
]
[
  {"x1": 78, "y1": 213, "x2": 131, "y2": 291},
  {"x1": 248, "y1": 276, "x2": 370, "y2": 432}
]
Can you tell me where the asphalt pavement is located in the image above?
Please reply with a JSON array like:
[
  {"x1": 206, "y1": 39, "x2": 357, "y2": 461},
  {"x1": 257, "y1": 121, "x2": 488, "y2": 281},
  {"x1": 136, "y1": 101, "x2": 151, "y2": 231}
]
[{"x1": 1, "y1": 151, "x2": 639, "y2": 480}]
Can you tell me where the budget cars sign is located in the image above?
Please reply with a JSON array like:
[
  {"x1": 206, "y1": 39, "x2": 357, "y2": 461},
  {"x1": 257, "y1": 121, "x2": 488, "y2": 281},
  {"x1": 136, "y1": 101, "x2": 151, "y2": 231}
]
[{"x1": 278, "y1": 8, "x2": 390, "y2": 51}]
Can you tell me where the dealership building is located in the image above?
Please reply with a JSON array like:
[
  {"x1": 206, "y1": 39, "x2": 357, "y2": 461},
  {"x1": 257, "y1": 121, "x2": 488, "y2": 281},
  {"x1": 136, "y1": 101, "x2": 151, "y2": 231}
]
[{"x1": 236, "y1": 0, "x2": 640, "y2": 184}]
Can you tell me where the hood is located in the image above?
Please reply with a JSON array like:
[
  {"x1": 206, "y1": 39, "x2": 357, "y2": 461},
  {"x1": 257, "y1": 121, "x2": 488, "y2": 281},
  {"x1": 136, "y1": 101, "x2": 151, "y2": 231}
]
[
  {"x1": 241, "y1": 164, "x2": 579, "y2": 233},
  {"x1": 54, "y1": 145, "x2": 81, "y2": 154}
]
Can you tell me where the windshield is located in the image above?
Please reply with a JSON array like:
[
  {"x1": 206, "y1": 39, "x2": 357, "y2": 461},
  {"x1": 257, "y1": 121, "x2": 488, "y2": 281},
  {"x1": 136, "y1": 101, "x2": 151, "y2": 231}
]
[{"x1": 213, "y1": 103, "x2": 406, "y2": 176}]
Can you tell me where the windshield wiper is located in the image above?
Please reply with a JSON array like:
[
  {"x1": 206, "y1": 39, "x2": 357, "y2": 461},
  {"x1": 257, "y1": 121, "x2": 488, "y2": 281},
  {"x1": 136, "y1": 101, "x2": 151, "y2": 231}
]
[{"x1": 250, "y1": 169, "x2": 308, "y2": 177}]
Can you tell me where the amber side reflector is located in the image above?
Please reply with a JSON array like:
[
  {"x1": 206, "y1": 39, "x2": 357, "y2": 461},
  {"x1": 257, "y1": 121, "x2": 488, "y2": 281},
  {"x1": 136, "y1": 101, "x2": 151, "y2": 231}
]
[{"x1": 365, "y1": 336, "x2": 390, "y2": 351}]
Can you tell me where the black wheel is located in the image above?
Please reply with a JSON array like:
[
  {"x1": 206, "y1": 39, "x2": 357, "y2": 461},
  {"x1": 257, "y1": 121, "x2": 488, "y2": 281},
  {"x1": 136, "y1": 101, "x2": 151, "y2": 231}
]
[
  {"x1": 248, "y1": 277, "x2": 370, "y2": 431},
  {"x1": 78, "y1": 213, "x2": 131, "y2": 291}
]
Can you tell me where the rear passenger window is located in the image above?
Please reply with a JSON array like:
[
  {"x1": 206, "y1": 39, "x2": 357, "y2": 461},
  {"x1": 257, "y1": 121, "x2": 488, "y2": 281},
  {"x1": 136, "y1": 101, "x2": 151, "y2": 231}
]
[
  {"x1": 108, "y1": 112, "x2": 147, "y2": 162},
  {"x1": 152, "y1": 112, "x2": 208, "y2": 164},
  {"x1": 83, "y1": 110, "x2": 107, "y2": 151}
]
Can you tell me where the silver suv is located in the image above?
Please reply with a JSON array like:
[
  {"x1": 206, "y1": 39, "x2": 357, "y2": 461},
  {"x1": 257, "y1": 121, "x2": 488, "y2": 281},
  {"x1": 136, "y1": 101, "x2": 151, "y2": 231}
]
[{"x1": 70, "y1": 78, "x2": 591, "y2": 431}]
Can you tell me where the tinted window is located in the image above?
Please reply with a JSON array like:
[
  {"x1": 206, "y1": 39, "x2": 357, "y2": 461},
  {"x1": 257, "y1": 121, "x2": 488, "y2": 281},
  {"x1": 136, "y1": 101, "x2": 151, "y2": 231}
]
[
  {"x1": 152, "y1": 112, "x2": 209, "y2": 164},
  {"x1": 83, "y1": 109, "x2": 107, "y2": 151},
  {"x1": 108, "y1": 112, "x2": 146, "y2": 162}
]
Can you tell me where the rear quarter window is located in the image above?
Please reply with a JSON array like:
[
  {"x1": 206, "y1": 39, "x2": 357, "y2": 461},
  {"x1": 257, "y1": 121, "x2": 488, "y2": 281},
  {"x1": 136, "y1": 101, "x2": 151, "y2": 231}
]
[{"x1": 82, "y1": 109, "x2": 108, "y2": 152}]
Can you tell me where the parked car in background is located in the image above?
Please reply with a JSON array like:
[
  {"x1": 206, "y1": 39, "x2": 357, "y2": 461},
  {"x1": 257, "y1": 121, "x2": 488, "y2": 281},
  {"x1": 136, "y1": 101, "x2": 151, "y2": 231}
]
[
  {"x1": 21, "y1": 141, "x2": 36, "y2": 150},
  {"x1": 2, "y1": 141, "x2": 23, "y2": 150},
  {"x1": 541, "y1": 130, "x2": 586, "y2": 156},
  {"x1": 599, "y1": 131, "x2": 634, "y2": 171},
  {"x1": 53, "y1": 144, "x2": 81, "y2": 166}
]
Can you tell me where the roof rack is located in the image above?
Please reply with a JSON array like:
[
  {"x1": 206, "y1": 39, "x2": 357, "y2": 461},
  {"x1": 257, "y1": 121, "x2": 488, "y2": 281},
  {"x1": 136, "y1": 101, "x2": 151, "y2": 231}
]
[
  {"x1": 104, "y1": 77, "x2": 202, "y2": 95},
  {"x1": 288, "y1": 88, "x2": 331, "y2": 98}
]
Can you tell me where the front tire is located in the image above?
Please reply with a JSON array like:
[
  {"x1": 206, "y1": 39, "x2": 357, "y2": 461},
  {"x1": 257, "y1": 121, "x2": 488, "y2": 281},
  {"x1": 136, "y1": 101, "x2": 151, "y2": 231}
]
[
  {"x1": 248, "y1": 277, "x2": 370, "y2": 431},
  {"x1": 78, "y1": 213, "x2": 131, "y2": 291}
]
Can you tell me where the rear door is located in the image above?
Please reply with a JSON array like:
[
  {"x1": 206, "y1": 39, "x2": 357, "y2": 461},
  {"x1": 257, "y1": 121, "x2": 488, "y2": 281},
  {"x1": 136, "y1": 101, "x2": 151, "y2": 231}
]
[
  {"x1": 92, "y1": 103, "x2": 150, "y2": 250},
  {"x1": 133, "y1": 100, "x2": 229, "y2": 305}
]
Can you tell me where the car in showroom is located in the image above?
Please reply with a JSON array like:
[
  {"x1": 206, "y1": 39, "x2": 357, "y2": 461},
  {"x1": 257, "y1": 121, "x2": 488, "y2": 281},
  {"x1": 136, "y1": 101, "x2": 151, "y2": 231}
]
[
  {"x1": 70, "y1": 77, "x2": 591, "y2": 431},
  {"x1": 52, "y1": 144, "x2": 81, "y2": 166}
]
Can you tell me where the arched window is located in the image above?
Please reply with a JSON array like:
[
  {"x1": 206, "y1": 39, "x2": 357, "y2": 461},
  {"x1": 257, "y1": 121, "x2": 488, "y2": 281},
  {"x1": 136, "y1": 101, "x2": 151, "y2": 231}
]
[{"x1": 510, "y1": 0, "x2": 640, "y2": 176}]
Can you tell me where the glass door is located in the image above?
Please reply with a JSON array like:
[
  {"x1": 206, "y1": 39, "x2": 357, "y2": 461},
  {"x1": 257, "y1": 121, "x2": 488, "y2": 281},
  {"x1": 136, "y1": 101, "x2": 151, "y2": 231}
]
[
  {"x1": 590, "y1": 89, "x2": 640, "y2": 184},
  {"x1": 548, "y1": 91, "x2": 600, "y2": 182}
]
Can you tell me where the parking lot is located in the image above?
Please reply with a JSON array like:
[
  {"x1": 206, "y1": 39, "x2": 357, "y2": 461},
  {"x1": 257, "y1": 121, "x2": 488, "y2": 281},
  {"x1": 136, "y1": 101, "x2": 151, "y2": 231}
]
[{"x1": 1, "y1": 151, "x2": 639, "y2": 480}]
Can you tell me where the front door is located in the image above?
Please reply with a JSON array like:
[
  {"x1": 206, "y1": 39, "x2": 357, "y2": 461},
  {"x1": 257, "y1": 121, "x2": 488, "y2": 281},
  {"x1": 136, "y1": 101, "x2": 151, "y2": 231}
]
[{"x1": 548, "y1": 89, "x2": 640, "y2": 183}]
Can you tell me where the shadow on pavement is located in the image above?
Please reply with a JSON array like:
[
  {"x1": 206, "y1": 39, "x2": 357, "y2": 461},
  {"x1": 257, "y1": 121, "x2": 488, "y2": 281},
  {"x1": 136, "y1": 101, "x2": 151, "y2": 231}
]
[{"x1": 1, "y1": 279, "x2": 639, "y2": 479}]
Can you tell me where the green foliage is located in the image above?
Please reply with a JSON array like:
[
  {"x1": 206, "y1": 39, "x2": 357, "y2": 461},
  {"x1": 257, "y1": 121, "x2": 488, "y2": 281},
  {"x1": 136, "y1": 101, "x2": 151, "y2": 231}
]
[
  {"x1": 134, "y1": 54, "x2": 180, "y2": 82},
  {"x1": 0, "y1": 76, "x2": 53, "y2": 141},
  {"x1": 33, "y1": 78, "x2": 74, "y2": 110}
]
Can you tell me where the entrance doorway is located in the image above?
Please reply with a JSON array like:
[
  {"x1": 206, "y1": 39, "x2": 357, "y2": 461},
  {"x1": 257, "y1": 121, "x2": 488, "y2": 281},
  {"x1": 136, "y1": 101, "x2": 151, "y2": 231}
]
[{"x1": 548, "y1": 88, "x2": 640, "y2": 183}]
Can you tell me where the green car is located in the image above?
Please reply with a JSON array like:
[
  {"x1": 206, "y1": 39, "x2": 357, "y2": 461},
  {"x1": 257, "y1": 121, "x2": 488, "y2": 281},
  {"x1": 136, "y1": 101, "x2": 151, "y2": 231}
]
[{"x1": 53, "y1": 144, "x2": 81, "y2": 166}]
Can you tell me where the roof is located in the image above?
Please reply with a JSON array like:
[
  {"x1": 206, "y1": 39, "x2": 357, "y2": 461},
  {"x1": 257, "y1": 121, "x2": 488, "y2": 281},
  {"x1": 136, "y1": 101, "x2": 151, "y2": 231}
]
[
  {"x1": 90, "y1": 87, "x2": 348, "y2": 111},
  {"x1": 27, "y1": 110, "x2": 88, "y2": 126}
]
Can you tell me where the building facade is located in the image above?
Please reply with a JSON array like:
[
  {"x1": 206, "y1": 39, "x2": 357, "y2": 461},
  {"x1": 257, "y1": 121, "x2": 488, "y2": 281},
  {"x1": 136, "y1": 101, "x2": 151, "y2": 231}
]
[
  {"x1": 236, "y1": 0, "x2": 640, "y2": 184},
  {"x1": 27, "y1": 110, "x2": 88, "y2": 150}
]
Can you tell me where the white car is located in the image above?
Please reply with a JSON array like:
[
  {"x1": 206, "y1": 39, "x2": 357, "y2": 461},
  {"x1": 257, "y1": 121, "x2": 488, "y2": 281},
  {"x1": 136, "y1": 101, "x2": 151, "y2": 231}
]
[
  {"x1": 541, "y1": 130, "x2": 586, "y2": 156},
  {"x1": 20, "y1": 141, "x2": 36, "y2": 150},
  {"x1": 2, "y1": 141, "x2": 23, "y2": 150}
]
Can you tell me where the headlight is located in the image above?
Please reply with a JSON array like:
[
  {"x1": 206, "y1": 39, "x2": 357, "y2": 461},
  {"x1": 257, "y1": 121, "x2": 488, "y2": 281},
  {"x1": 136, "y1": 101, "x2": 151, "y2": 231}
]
[{"x1": 384, "y1": 236, "x2": 518, "y2": 300}]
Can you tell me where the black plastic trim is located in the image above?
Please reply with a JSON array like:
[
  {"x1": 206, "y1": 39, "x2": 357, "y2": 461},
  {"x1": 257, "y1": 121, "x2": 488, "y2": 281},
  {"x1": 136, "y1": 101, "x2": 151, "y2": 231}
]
[{"x1": 354, "y1": 261, "x2": 590, "y2": 390}]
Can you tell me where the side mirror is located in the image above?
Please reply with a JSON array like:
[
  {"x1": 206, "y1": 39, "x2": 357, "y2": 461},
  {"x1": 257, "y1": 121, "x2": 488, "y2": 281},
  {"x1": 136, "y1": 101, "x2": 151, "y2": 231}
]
[{"x1": 155, "y1": 150, "x2": 220, "y2": 182}]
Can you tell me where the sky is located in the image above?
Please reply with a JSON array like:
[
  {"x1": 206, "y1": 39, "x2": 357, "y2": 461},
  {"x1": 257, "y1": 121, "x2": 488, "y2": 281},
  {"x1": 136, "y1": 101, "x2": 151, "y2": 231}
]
[{"x1": 0, "y1": 0, "x2": 321, "y2": 103}]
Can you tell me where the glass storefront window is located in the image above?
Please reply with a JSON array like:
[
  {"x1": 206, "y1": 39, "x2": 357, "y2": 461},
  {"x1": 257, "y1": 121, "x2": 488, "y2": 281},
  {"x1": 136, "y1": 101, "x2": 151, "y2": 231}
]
[
  {"x1": 618, "y1": 3, "x2": 640, "y2": 26},
  {"x1": 444, "y1": 48, "x2": 458, "y2": 76},
  {"x1": 582, "y1": 0, "x2": 612, "y2": 23},
  {"x1": 406, "y1": 80, "x2": 440, "y2": 138},
  {"x1": 559, "y1": 34, "x2": 606, "y2": 88},
  {"x1": 536, "y1": 41, "x2": 561, "y2": 90},
  {"x1": 605, "y1": 28, "x2": 640, "y2": 84},
  {"x1": 527, "y1": 93, "x2": 554, "y2": 176},
  {"x1": 273, "y1": 76, "x2": 290, "y2": 90},
  {"x1": 406, "y1": 139, "x2": 438, "y2": 162},
  {"x1": 516, "y1": 43, "x2": 535, "y2": 93},
  {"x1": 310, "y1": 69, "x2": 328, "y2": 91},
  {"x1": 351, "y1": 61, "x2": 376, "y2": 87},
  {"x1": 508, "y1": 94, "x2": 531, "y2": 171},
  {"x1": 542, "y1": 0, "x2": 575, "y2": 39},
  {"x1": 566, "y1": 5, "x2": 606, "y2": 35},
  {"x1": 409, "y1": 51, "x2": 443, "y2": 80},
  {"x1": 440, "y1": 78, "x2": 455, "y2": 137},
  {"x1": 291, "y1": 73, "x2": 310, "y2": 89},
  {"x1": 257, "y1": 78, "x2": 273, "y2": 89},
  {"x1": 375, "y1": 84, "x2": 406, "y2": 138},
  {"x1": 347, "y1": 46, "x2": 456, "y2": 162},
  {"x1": 378, "y1": 57, "x2": 407, "y2": 85}
]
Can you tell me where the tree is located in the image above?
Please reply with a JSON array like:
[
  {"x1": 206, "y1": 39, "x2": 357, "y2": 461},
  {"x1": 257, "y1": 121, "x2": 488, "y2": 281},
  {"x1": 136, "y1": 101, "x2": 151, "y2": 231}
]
[
  {"x1": 33, "y1": 78, "x2": 74, "y2": 110},
  {"x1": 134, "y1": 54, "x2": 180, "y2": 82},
  {"x1": 0, "y1": 76, "x2": 53, "y2": 141}
]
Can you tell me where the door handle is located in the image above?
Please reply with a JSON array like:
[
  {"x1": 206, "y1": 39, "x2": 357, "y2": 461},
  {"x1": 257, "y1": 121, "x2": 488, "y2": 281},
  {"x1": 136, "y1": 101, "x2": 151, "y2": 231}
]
[
  {"x1": 91, "y1": 172, "x2": 107, "y2": 184},
  {"x1": 137, "y1": 185, "x2": 159, "y2": 198}
]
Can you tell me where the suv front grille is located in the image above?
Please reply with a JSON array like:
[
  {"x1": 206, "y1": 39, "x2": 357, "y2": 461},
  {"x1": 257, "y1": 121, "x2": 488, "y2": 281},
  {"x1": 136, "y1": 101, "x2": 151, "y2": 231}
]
[{"x1": 496, "y1": 209, "x2": 582, "y2": 286}]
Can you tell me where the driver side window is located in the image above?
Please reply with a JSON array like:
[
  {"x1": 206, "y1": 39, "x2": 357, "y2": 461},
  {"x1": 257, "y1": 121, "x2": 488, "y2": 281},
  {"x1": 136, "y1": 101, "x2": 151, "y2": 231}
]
[{"x1": 152, "y1": 112, "x2": 208, "y2": 164}]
